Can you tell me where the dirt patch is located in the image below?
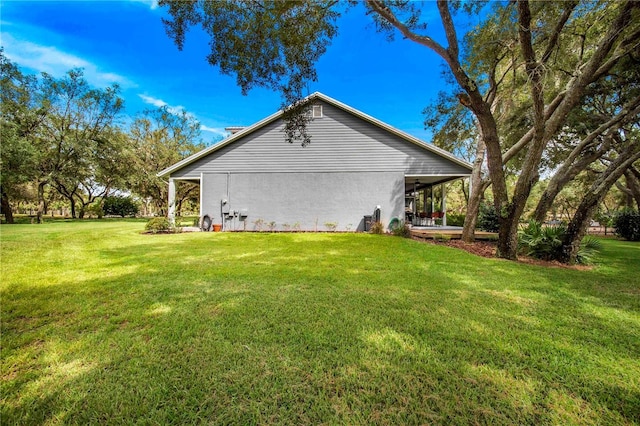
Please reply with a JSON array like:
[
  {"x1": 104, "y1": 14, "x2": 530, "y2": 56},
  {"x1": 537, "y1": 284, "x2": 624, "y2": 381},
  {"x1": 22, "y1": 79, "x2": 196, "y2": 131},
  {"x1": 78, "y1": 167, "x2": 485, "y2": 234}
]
[
  {"x1": 442, "y1": 239, "x2": 497, "y2": 258},
  {"x1": 418, "y1": 238, "x2": 591, "y2": 270}
]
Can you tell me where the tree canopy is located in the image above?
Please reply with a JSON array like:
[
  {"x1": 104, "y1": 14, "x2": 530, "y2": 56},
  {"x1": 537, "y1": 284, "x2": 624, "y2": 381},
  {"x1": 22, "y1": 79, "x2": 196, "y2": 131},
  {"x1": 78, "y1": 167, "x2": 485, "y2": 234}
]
[
  {"x1": 0, "y1": 52, "x2": 205, "y2": 222},
  {"x1": 127, "y1": 106, "x2": 204, "y2": 215}
]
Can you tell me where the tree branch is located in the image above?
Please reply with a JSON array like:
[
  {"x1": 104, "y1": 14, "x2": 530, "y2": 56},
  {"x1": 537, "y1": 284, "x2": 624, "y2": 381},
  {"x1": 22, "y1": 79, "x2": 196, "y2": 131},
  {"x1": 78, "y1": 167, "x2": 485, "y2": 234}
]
[
  {"x1": 437, "y1": 0, "x2": 458, "y2": 59},
  {"x1": 517, "y1": 0, "x2": 544, "y2": 124},
  {"x1": 502, "y1": 86, "x2": 566, "y2": 164},
  {"x1": 565, "y1": 101, "x2": 640, "y2": 166},
  {"x1": 544, "y1": 1, "x2": 638, "y2": 138},
  {"x1": 541, "y1": 1, "x2": 578, "y2": 64},
  {"x1": 366, "y1": 0, "x2": 450, "y2": 61},
  {"x1": 593, "y1": 32, "x2": 640, "y2": 80}
]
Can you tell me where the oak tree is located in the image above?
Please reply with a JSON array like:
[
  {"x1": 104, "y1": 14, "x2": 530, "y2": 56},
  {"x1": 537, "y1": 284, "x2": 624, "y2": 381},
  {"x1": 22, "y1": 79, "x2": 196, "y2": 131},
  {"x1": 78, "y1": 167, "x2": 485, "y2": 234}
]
[
  {"x1": 0, "y1": 52, "x2": 44, "y2": 223},
  {"x1": 34, "y1": 70, "x2": 124, "y2": 220},
  {"x1": 128, "y1": 107, "x2": 204, "y2": 215}
]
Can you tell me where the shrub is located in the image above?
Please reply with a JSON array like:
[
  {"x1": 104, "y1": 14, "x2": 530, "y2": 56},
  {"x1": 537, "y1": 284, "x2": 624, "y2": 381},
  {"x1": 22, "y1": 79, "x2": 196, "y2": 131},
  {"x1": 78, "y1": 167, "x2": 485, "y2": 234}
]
[
  {"x1": 145, "y1": 217, "x2": 172, "y2": 234},
  {"x1": 614, "y1": 209, "x2": 640, "y2": 241},
  {"x1": 446, "y1": 213, "x2": 466, "y2": 227},
  {"x1": 391, "y1": 221, "x2": 412, "y2": 238},
  {"x1": 324, "y1": 222, "x2": 338, "y2": 232},
  {"x1": 518, "y1": 220, "x2": 602, "y2": 264},
  {"x1": 576, "y1": 236, "x2": 603, "y2": 265},
  {"x1": 370, "y1": 221, "x2": 385, "y2": 234},
  {"x1": 86, "y1": 202, "x2": 104, "y2": 219},
  {"x1": 477, "y1": 203, "x2": 500, "y2": 232},
  {"x1": 518, "y1": 220, "x2": 565, "y2": 261},
  {"x1": 433, "y1": 233, "x2": 451, "y2": 242},
  {"x1": 594, "y1": 211, "x2": 614, "y2": 228},
  {"x1": 103, "y1": 196, "x2": 139, "y2": 217},
  {"x1": 253, "y1": 218, "x2": 264, "y2": 231}
]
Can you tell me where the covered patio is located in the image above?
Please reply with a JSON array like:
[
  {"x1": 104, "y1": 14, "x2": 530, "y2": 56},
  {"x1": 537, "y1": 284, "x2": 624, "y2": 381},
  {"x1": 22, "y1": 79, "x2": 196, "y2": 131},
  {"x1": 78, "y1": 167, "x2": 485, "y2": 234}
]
[
  {"x1": 403, "y1": 174, "x2": 470, "y2": 227},
  {"x1": 166, "y1": 176, "x2": 201, "y2": 224}
]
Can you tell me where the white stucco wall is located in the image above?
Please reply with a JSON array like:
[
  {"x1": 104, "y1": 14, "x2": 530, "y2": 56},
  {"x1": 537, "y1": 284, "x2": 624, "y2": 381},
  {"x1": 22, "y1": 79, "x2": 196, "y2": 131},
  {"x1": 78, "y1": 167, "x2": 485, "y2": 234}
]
[{"x1": 200, "y1": 171, "x2": 404, "y2": 232}]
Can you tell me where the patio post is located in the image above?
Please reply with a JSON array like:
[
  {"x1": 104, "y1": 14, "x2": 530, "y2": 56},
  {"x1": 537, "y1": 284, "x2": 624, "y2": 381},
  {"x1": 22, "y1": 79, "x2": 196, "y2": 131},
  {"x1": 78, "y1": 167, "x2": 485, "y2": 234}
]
[
  {"x1": 199, "y1": 173, "x2": 204, "y2": 219},
  {"x1": 423, "y1": 187, "x2": 427, "y2": 217},
  {"x1": 430, "y1": 185, "x2": 435, "y2": 215},
  {"x1": 413, "y1": 180, "x2": 418, "y2": 225},
  {"x1": 441, "y1": 182, "x2": 447, "y2": 226},
  {"x1": 168, "y1": 178, "x2": 176, "y2": 226}
]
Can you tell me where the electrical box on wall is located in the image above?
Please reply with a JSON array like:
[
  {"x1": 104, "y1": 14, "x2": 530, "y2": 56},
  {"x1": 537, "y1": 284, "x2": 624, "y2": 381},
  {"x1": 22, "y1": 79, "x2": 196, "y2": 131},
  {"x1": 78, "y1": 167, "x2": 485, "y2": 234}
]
[{"x1": 239, "y1": 209, "x2": 248, "y2": 219}]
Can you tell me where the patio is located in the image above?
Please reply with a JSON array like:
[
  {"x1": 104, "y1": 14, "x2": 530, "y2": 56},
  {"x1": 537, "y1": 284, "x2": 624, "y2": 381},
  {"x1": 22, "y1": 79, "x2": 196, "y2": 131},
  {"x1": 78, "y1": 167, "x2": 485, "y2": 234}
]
[
  {"x1": 404, "y1": 175, "x2": 470, "y2": 227},
  {"x1": 410, "y1": 226, "x2": 498, "y2": 241}
]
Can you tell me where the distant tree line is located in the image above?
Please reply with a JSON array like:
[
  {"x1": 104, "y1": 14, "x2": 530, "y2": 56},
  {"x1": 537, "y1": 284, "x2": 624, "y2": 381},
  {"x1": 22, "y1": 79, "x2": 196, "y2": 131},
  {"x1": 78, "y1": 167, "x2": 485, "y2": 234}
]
[{"x1": 1, "y1": 51, "x2": 204, "y2": 223}]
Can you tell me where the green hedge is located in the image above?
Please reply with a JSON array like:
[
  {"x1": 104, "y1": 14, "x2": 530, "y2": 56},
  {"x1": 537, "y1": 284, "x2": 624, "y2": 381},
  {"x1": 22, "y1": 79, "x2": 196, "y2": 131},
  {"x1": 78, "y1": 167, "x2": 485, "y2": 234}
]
[{"x1": 614, "y1": 209, "x2": 640, "y2": 241}]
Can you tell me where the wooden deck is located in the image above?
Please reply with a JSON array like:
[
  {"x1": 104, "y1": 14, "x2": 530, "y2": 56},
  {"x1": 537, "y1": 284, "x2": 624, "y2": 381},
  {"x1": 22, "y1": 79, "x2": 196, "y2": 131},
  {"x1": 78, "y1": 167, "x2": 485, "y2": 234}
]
[{"x1": 411, "y1": 227, "x2": 498, "y2": 241}]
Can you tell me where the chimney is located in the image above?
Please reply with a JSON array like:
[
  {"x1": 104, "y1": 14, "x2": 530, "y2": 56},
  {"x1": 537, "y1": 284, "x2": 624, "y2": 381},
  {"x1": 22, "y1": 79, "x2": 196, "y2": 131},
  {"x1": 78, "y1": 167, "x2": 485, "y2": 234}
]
[{"x1": 225, "y1": 126, "x2": 245, "y2": 135}]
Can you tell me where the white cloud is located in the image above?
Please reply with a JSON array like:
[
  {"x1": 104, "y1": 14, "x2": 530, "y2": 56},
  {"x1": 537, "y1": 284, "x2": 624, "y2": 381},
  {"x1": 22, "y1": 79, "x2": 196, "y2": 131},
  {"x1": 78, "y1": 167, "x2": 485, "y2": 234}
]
[
  {"x1": 138, "y1": 94, "x2": 192, "y2": 117},
  {"x1": 1, "y1": 32, "x2": 136, "y2": 88},
  {"x1": 138, "y1": 94, "x2": 227, "y2": 138},
  {"x1": 129, "y1": 0, "x2": 159, "y2": 10},
  {"x1": 200, "y1": 125, "x2": 228, "y2": 138},
  {"x1": 138, "y1": 94, "x2": 168, "y2": 108}
]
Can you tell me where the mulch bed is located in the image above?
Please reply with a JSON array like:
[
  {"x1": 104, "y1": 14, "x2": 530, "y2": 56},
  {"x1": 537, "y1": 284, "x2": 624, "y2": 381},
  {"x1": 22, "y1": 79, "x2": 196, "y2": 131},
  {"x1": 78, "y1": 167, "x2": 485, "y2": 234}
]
[{"x1": 419, "y1": 238, "x2": 591, "y2": 270}]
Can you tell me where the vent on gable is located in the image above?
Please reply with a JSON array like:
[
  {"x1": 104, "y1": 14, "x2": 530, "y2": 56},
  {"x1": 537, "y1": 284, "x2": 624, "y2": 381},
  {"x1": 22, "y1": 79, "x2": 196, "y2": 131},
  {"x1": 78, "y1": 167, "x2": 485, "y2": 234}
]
[{"x1": 311, "y1": 104, "x2": 323, "y2": 118}]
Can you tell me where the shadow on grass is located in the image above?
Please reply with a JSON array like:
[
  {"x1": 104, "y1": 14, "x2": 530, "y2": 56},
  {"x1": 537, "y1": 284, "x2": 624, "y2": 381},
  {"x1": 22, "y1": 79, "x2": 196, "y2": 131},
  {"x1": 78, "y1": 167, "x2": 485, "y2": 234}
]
[{"x1": 2, "y1": 233, "x2": 639, "y2": 424}]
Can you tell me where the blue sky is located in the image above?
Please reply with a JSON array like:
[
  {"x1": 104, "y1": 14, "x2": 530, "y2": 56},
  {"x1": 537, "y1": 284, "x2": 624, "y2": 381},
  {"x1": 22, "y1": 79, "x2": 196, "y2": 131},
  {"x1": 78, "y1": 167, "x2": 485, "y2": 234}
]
[{"x1": 1, "y1": 1, "x2": 479, "y2": 145}]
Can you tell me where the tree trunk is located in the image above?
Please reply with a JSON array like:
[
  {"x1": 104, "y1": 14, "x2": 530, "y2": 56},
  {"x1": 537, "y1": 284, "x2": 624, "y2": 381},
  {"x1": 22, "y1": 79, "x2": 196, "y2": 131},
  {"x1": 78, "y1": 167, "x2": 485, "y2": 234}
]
[
  {"x1": 462, "y1": 136, "x2": 487, "y2": 242},
  {"x1": 624, "y1": 169, "x2": 640, "y2": 210},
  {"x1": 494, "y1": 0, "x2": 548, "y2": 261},
  {"x1": 561, "y1": 145, "x2": 640, "y2": 263},
  {"x1": 474, "y1": 105, "x2": 511, "y2": 257},
  {"x1": 561, "y1": 193, "x2": 599, "y2": 264},
  {"x1": 1, "y1": 189, "x2": 14, "y2": 224},
  {"x1": 462, "y1": 186, "x2": 481, "y2": 242},
  {"x1": 68, "y1": 196, "x2": 77, "y2": 219},
  {"x1": 37, "y1": 181, "x2": 46, "y2": 223},
  {"x1": 533, "y1": 148, "x2": 614, "y2": 223},
  {"x1": 533, "y1": 169, "x2": 576, "y2": 223},
  {"x1": 177, "y1": 199, "x2": 183, "y2": 217}
]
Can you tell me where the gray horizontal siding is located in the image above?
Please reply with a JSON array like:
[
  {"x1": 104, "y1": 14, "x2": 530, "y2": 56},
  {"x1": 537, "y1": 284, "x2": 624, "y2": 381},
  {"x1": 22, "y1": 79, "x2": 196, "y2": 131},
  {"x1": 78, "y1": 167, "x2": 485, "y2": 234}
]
[{"x1": 171, "y1": 101, "x2": 470, "y2": 178}]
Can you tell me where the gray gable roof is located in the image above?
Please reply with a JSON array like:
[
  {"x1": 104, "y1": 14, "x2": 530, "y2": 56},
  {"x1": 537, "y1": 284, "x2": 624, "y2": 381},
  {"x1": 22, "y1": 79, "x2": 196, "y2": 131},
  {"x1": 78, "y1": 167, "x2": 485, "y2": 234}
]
[{"x1": 158, "y1": 92, "x2": 472, "y2": 178}]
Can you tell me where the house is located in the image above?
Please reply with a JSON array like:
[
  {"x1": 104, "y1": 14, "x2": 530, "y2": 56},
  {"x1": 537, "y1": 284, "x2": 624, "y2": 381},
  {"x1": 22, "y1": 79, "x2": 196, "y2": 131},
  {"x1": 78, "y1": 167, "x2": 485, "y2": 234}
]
[{"x1": 158, "y1": 92, "x2": 472, "y2": 231}]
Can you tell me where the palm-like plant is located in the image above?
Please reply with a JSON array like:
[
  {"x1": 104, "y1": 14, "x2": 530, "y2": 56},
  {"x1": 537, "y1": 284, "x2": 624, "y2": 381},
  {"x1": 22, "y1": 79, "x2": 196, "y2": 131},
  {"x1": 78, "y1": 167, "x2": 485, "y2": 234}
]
[
  {"x1": 518, "y1": 220, "x2": 602, "y2": 264},
  {"x1": 519, "y1": 220, "x2": 565, "y2": 261}
]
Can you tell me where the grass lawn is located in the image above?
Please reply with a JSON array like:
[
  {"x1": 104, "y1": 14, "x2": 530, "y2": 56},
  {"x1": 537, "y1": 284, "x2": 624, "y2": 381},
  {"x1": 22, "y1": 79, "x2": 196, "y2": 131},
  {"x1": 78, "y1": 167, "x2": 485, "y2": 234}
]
[{"x1": 1, "y1": 221, "x2": 639, "y2": 425}]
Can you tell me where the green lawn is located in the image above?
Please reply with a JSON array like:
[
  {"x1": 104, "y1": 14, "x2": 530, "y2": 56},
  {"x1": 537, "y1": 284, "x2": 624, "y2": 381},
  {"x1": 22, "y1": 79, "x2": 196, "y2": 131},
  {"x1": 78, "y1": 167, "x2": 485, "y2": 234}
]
[{"x1": 1, "y1": 221, "x2": 639, "y2": 425}]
